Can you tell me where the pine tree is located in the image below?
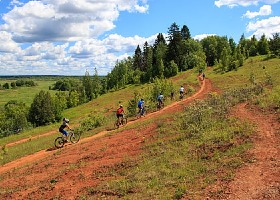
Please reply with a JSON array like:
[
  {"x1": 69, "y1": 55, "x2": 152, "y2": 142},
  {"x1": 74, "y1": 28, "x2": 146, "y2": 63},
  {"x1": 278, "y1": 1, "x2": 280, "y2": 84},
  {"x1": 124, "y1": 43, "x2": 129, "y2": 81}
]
[
  {"x1": 181, "y1": 25, "x2": 191, "y2": 40},
  {"x1": 83, "y1": 70, "x2": 94, "y2": 101},
  {"x1": 133, "y1": 45, "x2": 143, "y2": 70},
  {"x1": 166, "y1": 22, "x2": 183, "y2": 68},
  {"x1": 269, "y1": 33, "x2": 280, "y2": 56}
]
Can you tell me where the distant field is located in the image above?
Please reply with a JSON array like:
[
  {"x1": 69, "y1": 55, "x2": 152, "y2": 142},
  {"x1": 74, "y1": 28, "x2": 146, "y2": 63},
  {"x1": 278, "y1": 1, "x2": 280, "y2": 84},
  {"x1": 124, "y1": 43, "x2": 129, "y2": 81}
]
[
  {"x1": 0, "y1": 76, "x2": 85, "y2": 107},
  {"x1": 0, "y1": 79, "x2": 57, "y2": 107}
]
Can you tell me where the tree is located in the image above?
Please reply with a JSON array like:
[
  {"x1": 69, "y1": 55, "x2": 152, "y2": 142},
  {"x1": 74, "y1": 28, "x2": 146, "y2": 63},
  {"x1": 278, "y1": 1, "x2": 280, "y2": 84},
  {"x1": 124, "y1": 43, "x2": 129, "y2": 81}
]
[
  {"x1": 53, "y1": 92, "x2": 67, "y2": 120},
  {"x1": 166, "y1": 22, "x2": 183, "y2": 68},
  {"x1": 4, "y1": 100, "x2": 30, "y2": 132},
  {"x1": 269, "y1": 33, "x2": 280, "y2": 56},
  {"x1": 153, "y1": 42, "x2": 167, "y2": 78},
  {"x1": 257, "y1": 34, "x2": 269, "y2": 55},
  {"x1": 181, "y1": 25, "x2": 191, "y2": 40},
  {"x1": 92, "y1": 68, "x2": 101, "y2": 98},
  {"x1": 83, "y1": 70, "x2": 94, "y2": 101},
  {"x1": 142, "y1": 41, "x2": 153, "y2": 82},
  {"x1": 153, "y1": 33, "x2": 166, "y2": 49},
  {"x1": 228, "y1": 38, "x2": 236, "y2": 56},
  {"x1": 201, "y1": 36, "x2": 218, "y2": 66},
  {"x1": 164, "y1": 60, "x2": 178, "y2": 77},
  {"x1": 181, "y1": 39, "x2": 206, "y2": 70},
  {"x1": 220, "y1": 47, "x2": 230, "y2": 72},
  {"x1": 248, "y1": 35, "x2": 258, "y2": 56},
  {"x1": 3, "y1": 83, "x2": 9, "y2": 89},
  {"x1": 133, "y1": 45, "x2": 143, "y2": 70},
  {"x1": 29, "y1": 90, "x2": 56, "y2": 126},
  {"x1": 68, "y1": 90, "x2": 80, "y2": 108},
  {"x1": 11, "y1": 82, "x2": 16, "y2": 89}
]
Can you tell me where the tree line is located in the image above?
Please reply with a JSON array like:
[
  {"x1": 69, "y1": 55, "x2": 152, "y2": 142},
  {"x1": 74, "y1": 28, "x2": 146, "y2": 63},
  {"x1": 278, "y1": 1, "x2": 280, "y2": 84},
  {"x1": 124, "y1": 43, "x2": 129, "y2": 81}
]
[
  {"x1": 0, "y1": 22, "x2": 279, "y2": 138},
  {"x1": 0, "y1": 79, "x2": 36, "y2": 89},
  {"x1": 105, "y1": 23, "x2": 280, "y2": 90}
]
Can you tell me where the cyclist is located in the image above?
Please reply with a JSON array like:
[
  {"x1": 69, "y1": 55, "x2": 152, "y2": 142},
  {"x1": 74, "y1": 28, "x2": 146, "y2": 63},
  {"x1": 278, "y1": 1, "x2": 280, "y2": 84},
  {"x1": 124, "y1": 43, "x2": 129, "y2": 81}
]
[
  {"x1": 157, "y1": 93, "x2": 164, "y2": 108},
  {"x1": 179, "y1": 85, "x2": 184, "y2": 99},
  {"x1": 170, "y1": 91, "x2": 174, "y2": 100},
  {"x1": 137, "y1": 98, "x2": 145, "y2": 117},
  {"x1": 116, "y1": 105, "x2": 125, "y2": 125},
  {"x1": 202, "y1": 72, "x2": 206, "y2": 80},
  {"x1": 59, "y1": 118, "x2": 72, "y2": 141}
]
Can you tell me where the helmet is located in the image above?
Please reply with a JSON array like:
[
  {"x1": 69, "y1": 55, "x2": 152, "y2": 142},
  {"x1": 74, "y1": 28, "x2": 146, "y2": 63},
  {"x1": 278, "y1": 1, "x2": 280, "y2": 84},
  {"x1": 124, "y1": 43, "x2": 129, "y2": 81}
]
[
  {"x1": 120, "y1": 105, "x2": 123, "y2": 108},
  {"x1": 63, "y1": 118, "x2": 69, "y2": 123}
]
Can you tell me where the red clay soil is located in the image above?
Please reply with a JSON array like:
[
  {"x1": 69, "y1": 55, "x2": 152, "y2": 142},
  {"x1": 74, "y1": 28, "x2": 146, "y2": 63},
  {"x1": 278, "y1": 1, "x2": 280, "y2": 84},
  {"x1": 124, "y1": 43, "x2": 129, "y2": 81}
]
[{"x1": 204, "y1": 103, "x2": 280, "y2": 200}]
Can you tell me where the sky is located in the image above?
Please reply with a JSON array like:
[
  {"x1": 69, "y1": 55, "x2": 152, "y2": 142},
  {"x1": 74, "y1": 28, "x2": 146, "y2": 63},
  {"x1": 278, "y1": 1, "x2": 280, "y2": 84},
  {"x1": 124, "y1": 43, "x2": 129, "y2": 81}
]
[{"x1": 0, "y1": 0, "x2": 279, "y2": 76}]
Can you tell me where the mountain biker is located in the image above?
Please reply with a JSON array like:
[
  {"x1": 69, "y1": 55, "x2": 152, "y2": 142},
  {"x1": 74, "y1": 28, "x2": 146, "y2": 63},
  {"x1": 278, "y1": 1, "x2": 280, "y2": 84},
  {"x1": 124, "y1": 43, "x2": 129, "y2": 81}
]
[
  {"x1": 59, "y1": 118, "x2": 72, "y2": 141},
  {"x1": 137, "y1": 98, "x2": 145, "y2": 117},
  {"x1": 179, "y1": 86, "x2": 184, "y2": 99},
  {"x1": 170, "y1": 91, "x2": 174, "y2": 100},
  {"x1": 116, "y1": 105, "x2": 125, "y2": 125},
  {"x1": 202, "y1": 72, "x2": 206, "y2": 80},
  {"x1": 157, "y1": 93, "x2": 164, "y2": 107}
]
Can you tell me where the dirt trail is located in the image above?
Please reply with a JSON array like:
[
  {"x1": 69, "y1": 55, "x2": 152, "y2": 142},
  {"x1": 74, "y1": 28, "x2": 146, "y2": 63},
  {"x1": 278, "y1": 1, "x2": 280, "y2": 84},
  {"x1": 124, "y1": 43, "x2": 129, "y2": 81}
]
[
  {"x1": 205, "y1": 103, "x2": 280, "y2": 199},
  {"x1": 226, "y1": 103, "x2": 280, "y2": 199},
  {"x1": 0, "y1": 78, "x2": 210, "y2": 176}
]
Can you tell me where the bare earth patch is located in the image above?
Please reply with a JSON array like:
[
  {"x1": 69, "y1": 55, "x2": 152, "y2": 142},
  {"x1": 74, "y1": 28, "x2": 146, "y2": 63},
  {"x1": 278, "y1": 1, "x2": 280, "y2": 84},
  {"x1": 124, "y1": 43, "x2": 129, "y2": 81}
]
[{"x1": 204, "y1": 103, "x2": 280, "y2": 200}]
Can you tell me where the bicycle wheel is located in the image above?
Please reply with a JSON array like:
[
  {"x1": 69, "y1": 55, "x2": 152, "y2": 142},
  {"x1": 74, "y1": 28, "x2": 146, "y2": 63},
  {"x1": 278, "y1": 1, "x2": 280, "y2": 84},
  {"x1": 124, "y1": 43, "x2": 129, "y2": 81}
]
[
  {"x1": 114, "y1": 120, "x2": 120, "y2": 129},
  {"x1": 69, "y1": 131, "x2": 80, "y2": 144},
  {"x1": 122, "y1": 117, "x2": 127, "y2": 126},
  {"x1": 54, "y1": 137, "x2": 65, "y2": 148}
]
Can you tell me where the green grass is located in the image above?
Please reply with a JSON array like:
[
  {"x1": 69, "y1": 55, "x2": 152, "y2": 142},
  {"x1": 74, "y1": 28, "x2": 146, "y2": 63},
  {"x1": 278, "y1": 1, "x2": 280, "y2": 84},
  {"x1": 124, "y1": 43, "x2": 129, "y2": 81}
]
[{"x1": 0, "y1": 79, "x2": 58, "y2": 107}]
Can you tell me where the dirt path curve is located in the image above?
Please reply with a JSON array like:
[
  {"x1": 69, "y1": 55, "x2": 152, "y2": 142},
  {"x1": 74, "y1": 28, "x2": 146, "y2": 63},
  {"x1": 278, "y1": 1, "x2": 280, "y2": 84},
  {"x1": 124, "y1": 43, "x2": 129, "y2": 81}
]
[
  {"x1": 214, "y1": 103, "x2": 280, "y2": 199},
  {"x1": 0, "y1": 78, "x2": 212, "y2": 176}
]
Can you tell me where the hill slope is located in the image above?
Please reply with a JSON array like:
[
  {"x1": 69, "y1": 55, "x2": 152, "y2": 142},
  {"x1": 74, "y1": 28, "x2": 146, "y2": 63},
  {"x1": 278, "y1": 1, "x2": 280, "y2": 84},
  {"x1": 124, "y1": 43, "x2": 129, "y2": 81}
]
[{"x1": 0, "y1": 62, "x2": 279, "y2": 199}]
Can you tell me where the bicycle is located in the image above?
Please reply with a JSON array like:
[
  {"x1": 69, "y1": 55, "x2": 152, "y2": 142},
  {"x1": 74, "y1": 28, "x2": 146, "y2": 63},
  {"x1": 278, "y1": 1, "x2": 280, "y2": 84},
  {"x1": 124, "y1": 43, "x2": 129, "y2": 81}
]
[
  {"x1": 54, "y1": 130, "x2": 81, "y2": 148},
  {"x1": 157, "y1": 101, "x2": 164, "y2": 110},
  {"x1": 179, "y1": 92, "x2": 184, "y2": 100},
  {"x1": 114, "y1": 115, "x2": 128, "y2": 129},
  {"x1": 137, "y1": 106, "x2": 147, "y2": 118}
]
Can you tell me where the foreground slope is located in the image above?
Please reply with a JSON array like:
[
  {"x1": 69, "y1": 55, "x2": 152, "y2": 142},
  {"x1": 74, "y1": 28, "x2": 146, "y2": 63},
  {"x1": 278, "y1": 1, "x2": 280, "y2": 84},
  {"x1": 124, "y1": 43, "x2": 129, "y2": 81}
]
[{"x1": 0, "y1": 78, "x2": 212, "y2": 199}]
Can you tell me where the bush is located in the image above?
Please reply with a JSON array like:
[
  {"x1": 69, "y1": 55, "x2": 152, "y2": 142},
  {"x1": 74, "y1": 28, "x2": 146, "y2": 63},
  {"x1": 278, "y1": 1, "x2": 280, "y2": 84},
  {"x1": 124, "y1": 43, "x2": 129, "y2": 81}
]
[{"x1": 81, "y1": 114, "x2": 106, "y2": 131}]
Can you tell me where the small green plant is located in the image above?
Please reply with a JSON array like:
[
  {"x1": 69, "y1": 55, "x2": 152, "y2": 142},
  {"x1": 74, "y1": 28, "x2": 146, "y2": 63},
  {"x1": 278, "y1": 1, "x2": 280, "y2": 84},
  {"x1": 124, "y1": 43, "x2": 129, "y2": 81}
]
[{"x1": 249, "y1": 72, "x2": 255, "y2": 84}]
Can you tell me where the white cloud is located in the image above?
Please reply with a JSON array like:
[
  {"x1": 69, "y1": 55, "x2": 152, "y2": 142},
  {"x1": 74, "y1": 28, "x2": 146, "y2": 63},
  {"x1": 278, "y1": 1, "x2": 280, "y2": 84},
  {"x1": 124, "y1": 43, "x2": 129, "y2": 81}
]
[
  {"x1": 243, "y1": 5, "x2": 272, "y2": 18},
  {"x1": 193, "y1": 34, "x2": 217, "y2": 41},
  {"x1": 0, "y1": 0, "x2": 151, "y2": 75},
  {"x1": 0, "y1": 33, "x2": 157, "y2": 75},
  {"x1": 0, "y1": 31, "x2": 20, "y2": 52},
  {"x1": 0, "y1": 0, "x2": 149, "y2": 43},
  {"x1": 246, "y1": 16, "x2": 280, "y2": 38},
  {"x1": 215, "y1": 0, "x2": 280, "y2": 7}
]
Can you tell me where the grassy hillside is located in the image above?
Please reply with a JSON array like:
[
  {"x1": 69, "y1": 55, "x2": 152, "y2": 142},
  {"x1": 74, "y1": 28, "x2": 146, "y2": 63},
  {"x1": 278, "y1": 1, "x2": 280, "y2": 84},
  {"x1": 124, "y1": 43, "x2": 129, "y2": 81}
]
[{"x1": 0, "y1": 56, "x2": 279, "y2": 198}]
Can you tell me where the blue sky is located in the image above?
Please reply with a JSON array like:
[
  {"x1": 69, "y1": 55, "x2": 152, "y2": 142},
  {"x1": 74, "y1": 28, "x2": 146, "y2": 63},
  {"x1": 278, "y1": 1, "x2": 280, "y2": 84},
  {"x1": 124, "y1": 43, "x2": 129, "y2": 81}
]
[{"x1": 0, "y1": 0, "x2": 279, "y2": 76}]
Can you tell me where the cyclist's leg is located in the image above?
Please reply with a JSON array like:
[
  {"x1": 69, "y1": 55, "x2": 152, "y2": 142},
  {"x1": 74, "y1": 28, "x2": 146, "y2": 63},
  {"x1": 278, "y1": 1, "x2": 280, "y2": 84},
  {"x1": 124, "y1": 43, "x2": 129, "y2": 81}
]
[
  {"x1": 62, "y1": 130, "x2": 69, "y2": 141},
  {"x1": 117, "y1": 114, "x2": 121, "y2": 125},
  {"x1": 120, "y1": 114, "x2": 124, "y2": 124}
]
